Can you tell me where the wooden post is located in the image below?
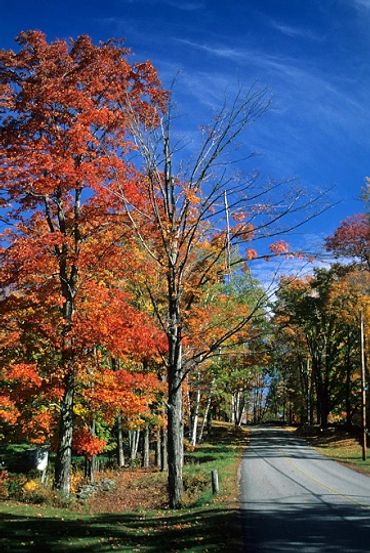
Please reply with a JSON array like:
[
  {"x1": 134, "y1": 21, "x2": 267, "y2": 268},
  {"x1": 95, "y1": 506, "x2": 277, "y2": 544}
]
[
  {"x1": 211, "y1": 469, "x2": 219, "y2": 494},
  {"x1": 361, "y1": 310, "x2": 367, "y2": 461}
]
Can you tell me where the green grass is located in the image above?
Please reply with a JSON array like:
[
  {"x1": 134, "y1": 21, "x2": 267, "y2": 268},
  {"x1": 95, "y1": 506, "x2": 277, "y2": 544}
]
[
  {"x1": 183, "y1": 423, "x2": 246, "y2": 508},
  {"x1": 0, "y1": 503, "x2": 243, "y2": 552},
  {"x1": 0, "y1": 423, "x2": 246, "y2": 552}
]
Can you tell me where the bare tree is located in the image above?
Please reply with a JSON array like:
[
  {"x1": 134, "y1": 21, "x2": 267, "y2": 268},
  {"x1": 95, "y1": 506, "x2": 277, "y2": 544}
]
[{"x1": 118, "y1": 87, "x2": 325, "y2": 508}]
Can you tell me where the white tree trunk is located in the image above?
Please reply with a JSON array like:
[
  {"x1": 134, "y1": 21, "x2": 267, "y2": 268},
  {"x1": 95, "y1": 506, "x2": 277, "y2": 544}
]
[{"x1": 191, "y1": 386, "x2": 201, "y2": 446}]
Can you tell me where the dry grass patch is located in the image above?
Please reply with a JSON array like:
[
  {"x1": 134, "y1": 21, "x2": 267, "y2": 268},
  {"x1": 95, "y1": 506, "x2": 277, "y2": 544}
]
[
  {"x1": 297, "y1": 427, "x2": 370, "y2": 475},
  {"x1": 83, "y1": 469, "x2": 167, "y2": 514}
]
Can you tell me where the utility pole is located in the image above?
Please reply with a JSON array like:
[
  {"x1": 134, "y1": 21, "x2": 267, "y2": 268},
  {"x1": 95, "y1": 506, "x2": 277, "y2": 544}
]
[
  {"x1": 360, "y1": 310, "x2": 367, "y2": 461},
  {"x1": 223, "y1": 190, "x2": 231, "y2": 282}
]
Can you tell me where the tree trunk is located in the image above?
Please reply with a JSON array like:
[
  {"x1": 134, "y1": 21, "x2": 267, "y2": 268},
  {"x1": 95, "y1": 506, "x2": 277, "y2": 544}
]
[
  {"x1": 167, "y1": 383, "x2": 183, "y2": 507},
  {"x1": 155, "y1": 427, "x2": 162, "y2": 468},
  {"x1": 161, "y1": 426, "x2": 168, "y2": 471},
  {"x1": 191, "y1": 385, "x2": 201, "y2": 446},
  {"x1": 198, "y1": 379, "x2": 214, "y2": 443},
  {"x1": 345, "y1": 361, "x2": 352, "y2": 427},
  {"x1": 320, "y1": 392, "x2": 329, "y2": 429},
  {"x1": 345, "y1": 332, "x2": 353, "y2": 427},
  {"x1": 309, "y1": 368, "x2": 315, "y2": 426},
  {"x1": 85, "y1": 418, "x2": 97, "y2": 482},
  {"x1": 231, "y1": 393, "x2": 236, "y2": 424},
  {"x1": 166, "y1": 252, "x2": 184, "y2": 508},
  {"x1": 233, "y1": 391, "x2": 239, "y2": 425},
  {"x1": 54, "y1": 369, "x2": 74, "y2": 494},
  {"x1": 142, "y1": 426, "x2": 150, "y2": 468},
  {"x1": 258, "y1": 384, "x2": 264, "y2": 421},
  {"x1": 53, "y1": 196, "x2": 79, "y2": 495},
  {"x1": 207, "y1": 411, "x2": 213, "y2": 435},
  {"x1": 185, "y1": 386, "x2": 192, "y2": 440},
  {"x1": 235, "y1": 394, "x2": 246, "y2": 426},
  {"x1": 85, "y1": 456, "x2": 98, "y2": 482},
  {"x1": 313, "y1": 357, "x2": 322, "y2": 425},
  {"x1": 130, "y1": 430, "x2": 140, "y2": 462},
  {"x1": 167, "y1": 337, "x2": 184, "y2": 508},
  {"x1": 117, "y1": 416, "x2": 125, "y2": 468}
]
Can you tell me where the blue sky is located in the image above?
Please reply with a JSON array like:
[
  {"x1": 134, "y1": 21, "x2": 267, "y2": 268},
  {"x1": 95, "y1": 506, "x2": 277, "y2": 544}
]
[{"x1": 0, "y1": 0, "x2": 368, "y2": 267}]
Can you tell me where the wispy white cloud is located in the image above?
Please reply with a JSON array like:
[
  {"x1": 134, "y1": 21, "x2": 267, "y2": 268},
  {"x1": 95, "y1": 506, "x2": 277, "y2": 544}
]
[
  {"x1": 351, "y1": 0, "x2": 370, "y2": 11},
  {"x1": 249, "y1": 232, "x2": 332, "y2": 291},
  {"x1": 176, "y1": 38, "x2": 245, "y2": 62},
  {"x1": 176, "y1": 38, "x2": 320, "y2": 82},
  {"x1": 269, "y1": 20, "x2": 323, "y2": 41},
  {"x1": 95, "y1": 11, "x2": 370, "y2": 202},
  {"x1": 175, "y1": 37, "x2": 368, "y2": 138},
  {"x1": 161, "y1": 0, "x2": 205, "y2": 10},
  {"x1": 121, "y1": 0, "x2": 205, "y2": 9},
  {"x1": 250, "y1": 256, "x2": 313, "y2": 292}
]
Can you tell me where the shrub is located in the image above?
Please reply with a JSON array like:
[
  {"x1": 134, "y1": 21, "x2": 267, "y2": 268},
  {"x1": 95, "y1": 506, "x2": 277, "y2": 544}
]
[
  {"x1": 23, "y1": 479, "x2": 40, "y2": 493},
  {"x1": 70, "y1": 470, "x2": 84, "y2": 494},
  {"x1": 0, "y1": 469, "x2": 9, "y2": 499},
  {"x1": 183, "y1": 472, "x2": 208, "y2": 495},
  {"x1": 183, "y1": 439, "x2": 195, "y2": 453},
  {"x1": 6, "y1": 474, "x2": 27, "y2": 500}
]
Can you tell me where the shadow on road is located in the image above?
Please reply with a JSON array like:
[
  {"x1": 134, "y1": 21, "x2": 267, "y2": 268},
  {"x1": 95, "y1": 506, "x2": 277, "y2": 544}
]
[
  {"x1": 245, "y1": 427, "x2": 325, "y2": 460},
  {"x1": 241, "y1": 500, "x2": 370, "y2": 552}
]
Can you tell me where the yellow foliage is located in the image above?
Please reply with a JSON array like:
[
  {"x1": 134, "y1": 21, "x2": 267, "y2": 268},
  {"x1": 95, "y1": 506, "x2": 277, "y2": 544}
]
[
  {"x1": 70, "y1": 470, "x2": 84, "y2": 494},
  {"x1": 73, "y1": 403, "x2": 88, "y2": 416},
  {"x1": 184, "y1": 189, "x2": 201, "y2": 204},
  {"x1": 23, "y1": 479, "x2": 40, "y2": 493}
]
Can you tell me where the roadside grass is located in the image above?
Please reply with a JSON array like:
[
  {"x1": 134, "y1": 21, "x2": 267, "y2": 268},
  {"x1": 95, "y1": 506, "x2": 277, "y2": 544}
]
[
  {"x1": 183, "y1": 422, "x2": 246, "y2": 508},
  {"x1": 297, "y1": 427, "x2": 370, "y2": 475},
  {"x1": 0, "y1": 422, "x2": 246, "y2": 552}
]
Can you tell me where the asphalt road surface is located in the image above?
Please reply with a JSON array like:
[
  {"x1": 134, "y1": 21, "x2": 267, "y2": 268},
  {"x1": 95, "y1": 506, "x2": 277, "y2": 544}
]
[{"x1": 240, "y1": 426, "x2": 370, "y2": 552}]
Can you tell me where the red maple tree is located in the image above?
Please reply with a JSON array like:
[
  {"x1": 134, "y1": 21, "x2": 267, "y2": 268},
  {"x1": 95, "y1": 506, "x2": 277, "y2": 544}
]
[{"x1": 0, "y1": 31, "x2": 167, "y2": 493}]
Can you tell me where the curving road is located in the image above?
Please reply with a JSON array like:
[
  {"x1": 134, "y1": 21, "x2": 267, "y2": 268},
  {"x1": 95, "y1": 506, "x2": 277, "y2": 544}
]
[{"x1": 240, "y1": 426, "x2": 370, "y2": 552}]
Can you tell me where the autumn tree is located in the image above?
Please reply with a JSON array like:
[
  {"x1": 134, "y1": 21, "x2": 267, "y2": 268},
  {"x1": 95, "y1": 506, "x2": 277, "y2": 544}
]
[
  {"x1": 0, "y1": 31, "x2": 166, "y2": 494},
  {"x1": 325, "y1": 213, "x2": 370, "y2": 270},
  {"x1": 73, "y1": 356, "x2": 163, "y2": 478},
  {"x1": 326, "y1": 211, "x2": 369, "y2": 407},
  {"x1": 184, "y1": 273, "x2": 267, "y2": 442},
  {"x1": 271, "y1": 266, "x2": 367, "y2": 427},
  {"x1": 116, "y1": 86, "x2": 323, "y2": 507},
  {"x1": 0, "y1": 211, "x2": 164, "y2": 476}
]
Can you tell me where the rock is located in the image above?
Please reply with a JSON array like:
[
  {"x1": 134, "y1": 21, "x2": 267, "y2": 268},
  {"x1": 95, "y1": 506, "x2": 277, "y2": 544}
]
[{"x1": 76, "y1": 478, "x2": 116, "y2": 500}]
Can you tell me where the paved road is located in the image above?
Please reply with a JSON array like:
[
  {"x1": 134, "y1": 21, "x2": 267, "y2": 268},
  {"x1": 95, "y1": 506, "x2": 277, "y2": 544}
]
[{"x1": 240, "y1": 426, "x2": 370, "y2": 552}]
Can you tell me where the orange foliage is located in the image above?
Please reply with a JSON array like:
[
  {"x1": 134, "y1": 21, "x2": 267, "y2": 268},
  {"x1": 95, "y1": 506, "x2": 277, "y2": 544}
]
[
  {"x1": 246, "y1": 248, "x2": 258, "y2": 260},
  {"x1": 0, "y1": 395, "x2": 19, "y2": 424},
  {"x1": 7, "y1": 364, "x2": 42, "y2": 387},
  {"x1": 73, "y1": 428, "x2": 107, "y2": 459},
  {"x1": 21, "y1": 411, "x2": 53, "y2": 444},
  {"x1": 83, "y1": 369, "x2": 163, "y2": 425},
  {"x1": 0, "y1": 30, "x2": 169, "y2": 451},
  {"x1": 269, "y1": 240, "x2": 289, "y2": 255}
]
